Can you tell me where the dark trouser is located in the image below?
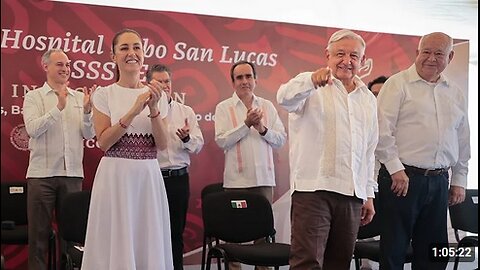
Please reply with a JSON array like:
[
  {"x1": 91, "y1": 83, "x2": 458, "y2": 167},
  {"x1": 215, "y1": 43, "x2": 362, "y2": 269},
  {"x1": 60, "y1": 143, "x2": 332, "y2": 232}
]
[
  {"x1": 378, "y1": 167, "x2": 449, "y2": 270},
  {"x1": 27, "y1": 177, "x2": 82, "y2": 270},
  {"x1": 164, "y1": 173, "x2": 190, "y2": 270},
  {"x1": 290, "y1": 190, "x2": 363, "y2": 270}
]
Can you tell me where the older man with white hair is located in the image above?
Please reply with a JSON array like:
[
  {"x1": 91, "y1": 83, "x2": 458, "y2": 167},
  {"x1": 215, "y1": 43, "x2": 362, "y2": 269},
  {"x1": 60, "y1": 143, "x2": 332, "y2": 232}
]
[
  {"x1": 277, "y1": 29, "x2": 378, "y2": 269},
  {"x1": 376, "y1": 32, "x2": 470, "y2": 270}
]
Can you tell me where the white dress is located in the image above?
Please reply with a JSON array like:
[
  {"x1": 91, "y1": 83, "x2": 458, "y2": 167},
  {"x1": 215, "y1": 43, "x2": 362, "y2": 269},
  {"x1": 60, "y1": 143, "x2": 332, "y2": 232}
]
[{"x1": 82, "y1": 83, "x2": 173, "y2": 270}]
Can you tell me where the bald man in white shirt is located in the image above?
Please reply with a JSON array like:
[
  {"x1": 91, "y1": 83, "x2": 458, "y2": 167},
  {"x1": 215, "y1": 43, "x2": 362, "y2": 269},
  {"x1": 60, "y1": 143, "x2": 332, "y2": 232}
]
[{"x1": 277, "y1": 29, "x2": 378, "y2": 270}]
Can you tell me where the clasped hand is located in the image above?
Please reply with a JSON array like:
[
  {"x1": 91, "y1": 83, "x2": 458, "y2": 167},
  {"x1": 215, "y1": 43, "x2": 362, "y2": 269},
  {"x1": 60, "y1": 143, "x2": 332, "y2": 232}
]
[
  {"x1": 82, "y1": 84, "x2": 97, "y2": 114},
  {"x1": 245, "y1": 108, "x2": 265, "y2": 133},
  {"x1": 132, "y1": 80, "x2": 163, "y2": 115}
]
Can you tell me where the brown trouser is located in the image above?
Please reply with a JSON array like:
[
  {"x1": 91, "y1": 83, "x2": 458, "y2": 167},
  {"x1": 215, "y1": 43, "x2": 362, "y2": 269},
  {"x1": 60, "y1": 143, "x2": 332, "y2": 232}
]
[
  {"x1": 290, "y1": 190, "x2": 363, "y2": 270},
  {"x1": 224, "y1": 186, "x2": 274, "y2": 270},
  {"x1": 27, "y1": 177, "x2": 82, "y2": 270}
]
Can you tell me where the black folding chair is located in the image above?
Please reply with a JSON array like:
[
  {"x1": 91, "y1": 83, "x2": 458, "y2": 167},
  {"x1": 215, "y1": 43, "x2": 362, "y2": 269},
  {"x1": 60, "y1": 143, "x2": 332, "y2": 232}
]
[
  {"x1": 203, "y1": 191, "x2": 290, "y2": 270},
  {"x1": 57, "y1": 190, "x2": 91, "y2": 270},
  {"x1": 1, "y1": 181, "x2": 56, "y2": 270},
  {"x1": 449, "y1": 189, "x2": 478, "y2": 270},
  {"x1": 200, "y1": 182, "x2": 224, "y2": 270}
]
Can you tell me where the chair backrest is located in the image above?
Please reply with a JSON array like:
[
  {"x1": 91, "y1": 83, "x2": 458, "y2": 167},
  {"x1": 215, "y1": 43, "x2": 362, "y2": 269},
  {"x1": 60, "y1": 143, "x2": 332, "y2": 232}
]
[
  {"x1": 58, "y1": 190, "x2": 91, "y2": 244},
  {"x1": 357, "y1": 193, "x2": 380, "y2": 239},
  {"x1": 201, "y1": 182, "x2": 224, "y2": 200},
  {"x1": 200, "y1": 182, "x2": 224, "y2": 270},
  {"x1": 202, "y1": 191, "x2": 275, "y2": 243},
  {"x1": 1, "y1": 181, "x2": 28, "y2": 225},
  {"x1": 449, "y1": 189, "x2": 478, "y2": 234}
]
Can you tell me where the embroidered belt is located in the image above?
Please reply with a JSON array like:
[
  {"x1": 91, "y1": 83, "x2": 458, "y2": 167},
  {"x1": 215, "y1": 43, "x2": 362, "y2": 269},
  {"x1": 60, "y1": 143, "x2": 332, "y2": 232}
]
[{"x1": 105, "y1": 133, "x2": 157, "y2": 160}]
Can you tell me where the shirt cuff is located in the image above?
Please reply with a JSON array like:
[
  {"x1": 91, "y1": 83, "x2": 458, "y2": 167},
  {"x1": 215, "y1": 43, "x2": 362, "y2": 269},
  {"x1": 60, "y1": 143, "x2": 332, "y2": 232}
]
[
  {"x1": 384, "y1": 158, "x2": 405, "y2": 175},
  {"x1": 366, "y1": 186, "x2": 375, "y2": 198},
  {"x1": 305, "y1": 72, "x2": 316, "y2": 89},
  {"x1": 450, "y1": 173, "x2": 468, "y2": 188}
]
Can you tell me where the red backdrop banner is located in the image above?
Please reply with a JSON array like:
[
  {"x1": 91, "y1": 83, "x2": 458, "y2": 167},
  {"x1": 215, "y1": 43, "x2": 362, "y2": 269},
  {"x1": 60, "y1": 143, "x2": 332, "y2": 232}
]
[{"x1": 1, "y1": 0, "x2": 468, "y2": 268}]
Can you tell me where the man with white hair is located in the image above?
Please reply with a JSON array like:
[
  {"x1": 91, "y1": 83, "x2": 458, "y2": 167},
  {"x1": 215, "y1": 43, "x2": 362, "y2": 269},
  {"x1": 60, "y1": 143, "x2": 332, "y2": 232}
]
[
  {"x1": 277, "y1": 29, "x2": 378, "y2": 269},
  {"x1": 376, "y1": 32, "x2": 470, "y2": 270}
]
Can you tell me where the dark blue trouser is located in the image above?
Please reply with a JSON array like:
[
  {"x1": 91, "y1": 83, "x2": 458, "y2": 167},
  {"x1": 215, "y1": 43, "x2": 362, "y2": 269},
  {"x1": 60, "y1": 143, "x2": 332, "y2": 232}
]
[
  {"x1": 164, "y1": 173, "x2": 190, "y2": 270},
  {"x1": 378, "y1": 167, "x2": 449, "y2": 270}
]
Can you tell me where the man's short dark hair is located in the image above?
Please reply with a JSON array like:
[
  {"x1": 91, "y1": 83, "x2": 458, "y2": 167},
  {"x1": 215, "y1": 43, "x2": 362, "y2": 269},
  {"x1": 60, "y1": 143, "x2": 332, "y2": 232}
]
[
  {"x1": 368, "y1": 76, "x2": 388, "y2": 90},
  {"x1": 230, "y1": 61, "x2": 257, "y2": 82},
  {"x1": 146, "y1": 64, "x2": 172, "y2": 82}
]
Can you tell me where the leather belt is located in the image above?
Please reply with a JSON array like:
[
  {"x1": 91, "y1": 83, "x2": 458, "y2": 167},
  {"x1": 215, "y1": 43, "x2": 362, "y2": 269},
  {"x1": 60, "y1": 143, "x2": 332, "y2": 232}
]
[
  {"x1": 403, "y1": 164, "x2": 449, "y2": 176},
  {"x1": 161, "y1": 167, "x2": 188, "y2": 178}
]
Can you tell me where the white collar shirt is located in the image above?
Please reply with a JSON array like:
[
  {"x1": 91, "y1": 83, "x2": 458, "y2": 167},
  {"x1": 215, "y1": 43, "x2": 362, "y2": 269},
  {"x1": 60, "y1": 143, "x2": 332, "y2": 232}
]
[
  {"x1": 23, "y1": 82, "x2": 95, "y2": 178},
  {"x1": 376, "y1": 65, "x2": 470, "y2": 187},
  {"x1": 215, "y1": 92, "x2": 287, "y2": 188},
  {"x1": 277, "y1": 72, "x2": 378, "y2": 200},
  {"x1": 157, "y1": 100, "x2": 204, "y2": 169}
]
